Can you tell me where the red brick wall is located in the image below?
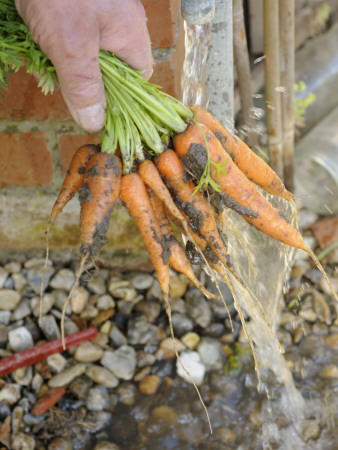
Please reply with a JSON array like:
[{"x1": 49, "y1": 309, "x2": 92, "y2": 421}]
[{"x1": 0, "y1": 0, "x2": 180, "y2": 188}]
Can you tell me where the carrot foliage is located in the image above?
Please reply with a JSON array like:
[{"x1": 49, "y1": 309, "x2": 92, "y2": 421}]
[{"x1": 0, "y1": 0, "x2": 193, "y2": 173}]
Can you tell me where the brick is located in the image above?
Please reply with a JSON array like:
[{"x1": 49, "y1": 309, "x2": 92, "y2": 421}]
[
  {"x1": 0, "y1": 69, "x2": 70, "y2": 121},
  {"x1": 0, "y1": 132, "x2": 52, "y2": 187},
  {"x1": 150, "y1": 61, "x2": 175, "y2": 96},
  {"x1": 142, "y1": 0, "x2": 178, "y2": 48},
  {"x1": 58, "y1": 134, "x2": 101, "y2": 175}
]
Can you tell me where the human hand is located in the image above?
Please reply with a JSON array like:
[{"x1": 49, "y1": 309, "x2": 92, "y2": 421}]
[{"x1": 15, "y1": 0, "x2": 153, "y2": 132}]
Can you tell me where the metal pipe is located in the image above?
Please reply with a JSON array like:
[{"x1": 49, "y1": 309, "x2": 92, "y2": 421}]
[{"x1": 181, "y1": 0, "x2": 215, "y2": 25}]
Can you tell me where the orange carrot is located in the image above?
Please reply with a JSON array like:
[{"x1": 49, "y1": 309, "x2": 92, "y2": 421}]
[
  {"x1": 79, "y1": 153, "x2": 122, "y2": 256},
  {"x1": 147, "y1": 189, "x2": 218, "y2": 299},
  {"x1": 50, "y1": 144, "x2": 100, "y2": 224},
  {"x1": 190, "y1": 105, "x2": 292, "y2": 201},
  {"x1": 138, "y1": 159, "x2": 189, "y2": 233},
  {"x1": 155, "y1": 149, "x2": 232, "y2": 269},
  {"x1": 119, "y1": 173, "x2": 170, "y2": 299},
  {"x1": 174, "y1": 123, "x2": 337, "y2": 300}
]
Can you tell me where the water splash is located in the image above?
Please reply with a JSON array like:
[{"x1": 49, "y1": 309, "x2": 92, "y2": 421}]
[{"x1": 181, "y1": 21, "x2": 211, "y2": 107}]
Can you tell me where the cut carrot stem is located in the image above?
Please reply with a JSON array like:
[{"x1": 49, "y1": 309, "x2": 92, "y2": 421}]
[
  {"x1": 0, "y1": 328, "x2": 98, "y2": 377},
  {"x1": 190, "y1": 106, "x2": 293, "y2": 201}
]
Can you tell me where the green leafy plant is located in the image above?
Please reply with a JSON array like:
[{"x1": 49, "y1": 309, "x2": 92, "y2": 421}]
[{"x1": 294, "y1": 81, "x2": 316, "y2": 129}]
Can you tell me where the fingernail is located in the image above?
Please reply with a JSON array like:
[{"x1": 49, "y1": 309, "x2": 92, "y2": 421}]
[{"x1": 75, "y1": 103, "x2": 106, "y2": 133}]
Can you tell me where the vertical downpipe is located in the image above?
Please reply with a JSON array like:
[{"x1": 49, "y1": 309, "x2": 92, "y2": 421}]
[{"x1": 207, "y1": 0, "x2": 234, "y2": 125}]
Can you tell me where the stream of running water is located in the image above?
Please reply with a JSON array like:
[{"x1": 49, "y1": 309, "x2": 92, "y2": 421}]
[{"x1": 181, "y1": 18, "x2": 306, "y2": 441}]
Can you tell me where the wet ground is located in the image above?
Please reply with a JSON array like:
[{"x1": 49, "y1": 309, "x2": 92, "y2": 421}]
[{"x1": 0, "y1": 210, "x2": 337, "y2": 450}]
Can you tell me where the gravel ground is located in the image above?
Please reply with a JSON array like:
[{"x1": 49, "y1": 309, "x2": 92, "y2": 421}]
[{"x1": 0, "y1": 210, "x2": 337, "y2": 450}]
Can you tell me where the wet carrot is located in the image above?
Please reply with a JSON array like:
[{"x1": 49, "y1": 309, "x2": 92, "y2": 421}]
[
  {"x1": 119, "y1": 173, "x2": 170, "y2": 299},
  {"x1": 148, "y1": 189, "x2": 218, "y2": 299},
  {"x1": 79, "y1": 153, "x2": 122, "y2": 257},
  {"x1": 50, "y1": 144, "x2": 100, "y2": 224},
  {"x1": 138, "y1": 159, "x2": 189, "y2": 234},
  {"x1": 174, "y1": 123, "x2": 337, "y2": 300},
  {"x1": 190, "y1": 105, "x2": 292, "y2": 201}
]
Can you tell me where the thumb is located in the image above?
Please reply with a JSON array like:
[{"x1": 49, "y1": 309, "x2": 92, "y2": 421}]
[
  {"x1": 46, "y1": 33, "x2": 106, "y2": 133},
  {"x1": 56, "y1": 58, "x2": 106, "y2": 133}
]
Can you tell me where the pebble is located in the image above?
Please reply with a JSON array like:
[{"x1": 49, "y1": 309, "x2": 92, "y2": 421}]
[
  {"x1": 91, "y1": 308, "x2": 115, "y2": 326},
  {"x1": 127, "y1": 315, "x2": 159, "y2": 345},
  {"x1": 48, "y1": 364, "x2": 86, "y2": 387},
  {"x1": 12, "y1": 406, "x2": 23, "y2": 433},
  {"x1": 171, "y1": 313, "x2": 194, "y2": 337},
  {"x1": 24, "y1": 258, "x2": 50, "y2": 269},
  {"x1": 130, "y1": 273, "x2": 153, "y2": 290},
  {"x1": 11, "y1": 300, "x2": 31, "y2": 321},
  {"x1": 298, "y1": 210, "x2": 318, "y2": 230},
  {"x1": 6, "y1": 262, "x2": 21, "y2": 274},
  {"x1": 214, "y1": 427, "x2": 237, "y2": 445},
  {"x1": 70, "y1": 286, "x2": 89, "y2": 314},
  {"x1": 301, "y1": 419, "x2": 321, "y2": 442},
  {"x1": 31, "y1": 293, "x2": 55, "y2": 317},
  {"x1": 115, "y1": 384, "x2": 137, "y2": 406},
  {"x1": 146, "y1": 279, "x2": 162, "y2": 301},
  {"x1": 40, "y1": 314, "x2": 61, "y2": 341},
  {"x1": 160, "y1": 337, "x2": 185, "y2": 353},
  {"x1": 94, "y1": 442, "x2": 120, "y2": 450},
  {"x1": 8, "y1": 326, "x2": 34, "y2": 352},
  {"x1": 320, "y1": 364, "x2": 338, "y2": 378},
  {"x1": 185, "y1": 289, "x2": 212, "y2": 328},
  {"x1": 299, "y1": 309, "x2": 318, "y2": 322},
  {"x1": 108, "y1": 280, "x2": 137, "y2": 302},
  {"x1": 134, "y1": 300, "x2": 161, "y2": 323},
  {"x1": 0, "y1": 289, "x2": 21, "y2": 310},
  {"x1": 53, "y1": 289, "x2": 72, "y2": 315},
  {"x1": 97, "y1": 294, "x2": 115, "y2": 310},
  {"x1": 0, "y1": 325, "x2": 9, "y2": 347},
  {"x1": 138, "y1": 374, "x2": 161, "y2": 395},
  {"x1": 0, "y1": 310, "x2": 11, "y2": 325},
  {"x1": 323, "y1": 334, "x2": 338, "y2": 351},
  {"x1": 181, "y1": 332, "x2": 200, "y2": 350},
  {"x1": 12, "y1": 366, "x2": 33, "y2": 386},
  {"x1": 176, "y1": 351, "x2": 206, "y2": 386},
  {"x1": 294, "y1": 236, "x2": 316, "y2": 261},
  {"x1": 312, "y1": 291, "x2": 332, "y2": 325},
  {"x1": 0, "y1": 383, "x2": 21, "y2": 404},
  {"x1": 26, "y1": 266, "x2": 54, "y2": 294},
  {"x1": 50, "y1": 269, "x2": 75, "y2": 291},
  {"x1": 109, "y1": 324, "x2": 128, "y2": 347},
  {"x1": 87, "y1": 277, "x2": 107, "y2": 295},
  {"x1": 74, "y1": 341, "x2": 104, "y2": 363},
  {"x1": 299, "y1": 335, "x2": 324, "y2": 358},
  {"x1": 136, "y1": 350, "x2": 156, "y2": 368},
  {"x1": 0, "y1": 415, "x2": 11, "y2": 448},
  {"x1": 12, "y1": 273, "x2": 28, "y2": 292},
  {"x1": 319, "y1": 276, "x2": 338, "y2": 297},
  {"x1": 80, "y1": 304, "x2": 99, "y2": 320},
  {"x1": 101, "y1": 346, "x2": 137, "y2": 380},
  {"x1": 169, "y1": 273, "x2": 188, "y2": 298},
  {"x1": 0, "y1": 401, "x2": 11, "y2": 420},
  {"x1": 86, "y1": 365, "x2": 119, "y2": 388},
  {"x1": 0, "y1": 267, "x2": 8, "y2": 288},
  {"x1": 48, "y1": 437, "x2": 74, "y2": 450},
  {"x1": 46, "y1": 353, "x2": 67, "y2": 374},
  {"x1": 11, "y1": 432, "x2": 36, "y2": 450},
  {"x1": 69, "y1": 376, "x2": 93, "y2": 400},
  {"x1": 197, "y1": 337, "x2": 224, "y2": 370},
  {"x1": 31, "y1": 373, "x2": 44, "y2": 393},
  {"x1": 87, "y1": 411, "x2": 112, "y2": 432},
  {"x1": 86, "y1": 386, "x2": 110, "y2": 412},
  {"x1": 23, "y1": 413, "x2": 45, "y2": 426}
]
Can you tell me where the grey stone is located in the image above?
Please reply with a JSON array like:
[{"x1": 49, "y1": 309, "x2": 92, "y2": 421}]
[
  {"x1": 12, "y1": 273, "x2": 28, "y2": 292},
  {"x1": 171, "y1": 313, "x2": 194, "y2": 337},
  {"x1": 40, "y1": 314, "x2": 61, "y2": 341},
  {"x1": 0, "y1": 383, "x2": 21, "y2": 404},
  {"x1": 8, "y1": 326, "x2": 34, "y2": 352},
  {"x1": 53, "y1": 289, "x2": 72, "y2": 315},
  {"x1": 176, "y1": 351, "x2": 206, "y2": 386},
  {"x1": 26, "y1": 266, "x2": 54, "y2": 294},
  {"x1": 50, "y1": 269, "x2": 75, "y2": 291},
  {"x1": 186, "y1": 288, "x2": 212, "y2": 328},
  {"x1": 101, "y1": 346, "x2": 136, "y2": 380},
  {"x1": 48, "y1": 363, "x2": 86, "y2": 387},
  {"x1": 46, "y1": 353, "x2": 67, "y2": 374},
  {"x1": 197, "y1": 337, "x2": 224, "y2": 370},
  {"x1": 70, "y1": 286, "x2": 89, "y2": 314},
  {"x1": 0, "y1": 310, "x2": 11, "y2": 325},
  {"x1": 11, "y1": 300, "x2": 31, "y2": 321},
  {"x1": 0, "y1": 267, "x2": 8, "y2": 288},
  {"x1": 31, "y1": 293, "x2": 55, "y2": 317},
  {"x1": 109, "y1": 324, "x2": 128, "y2": 347},
  {"x1": 86, "y1": 386, "x2": 110, "y2": 411},
  {"x1": 0, "y1": 289, "x2": 21, "y2": 310},
  {"x1": 85, "y1": 365, "x2": 119, "y2": 388},
  {"x1": 87, "y1": 277, "x2": 107, "y2": 295},
  {"x1": 5, "y1": 262, "x2": 21, "y2": 273},
  {"x1": 97, "y1": 294, "x2": 115, "y2": 310},
  {"x1": 129, "y1": 273, "x2": 154, "y2": 291},
  {"x1": 11, "y1": 366, "x2": 33, "y2": 386},
  {"x1": 74, "y1": 341, "x2": 104, "y2": 363},
  {"x1": 127, "y1": 315, "x2": 159, "y2": 345}
]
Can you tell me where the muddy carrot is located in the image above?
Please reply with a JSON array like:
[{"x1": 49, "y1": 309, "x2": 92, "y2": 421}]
[
  {"x1": 148, "y1": 189, "x2": 218, "y2": 300},
  {"x1": 0, "y1": 328, "x2": 98, "y2": 377},
  {"x1": 50, "y1": 144, "x2": 100, "y2": 224},
  {"x1": 155, "y1": 149, "x2": 232, "y2": 269},
  {"x1": 190, "y1": 105, "x2": 292, "y2": 201},
  {"x1": 119, "y1": 173, "x2": 170, "y2": 299},
  {"x1": 79, "y1": 153, "x2": 122, "y2": 257},
  {"x1": 174, "y1": 123, "x2": 337, "y2": 300}
]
